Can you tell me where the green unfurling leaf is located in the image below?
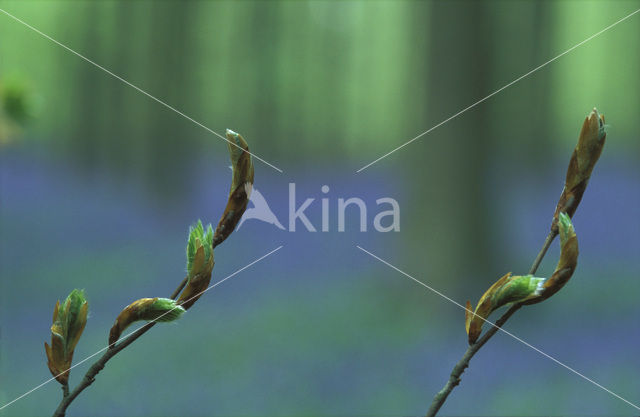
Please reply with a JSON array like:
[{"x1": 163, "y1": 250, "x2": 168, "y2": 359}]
[
  {"x1": 465, "y1": 213, "x2": 579, "y2": 344},
  {"x1": 108, "y1": 297, "x2": 186, "y2": 345},
  {"x1": 44, "y1": 289, "x2": 88, "y2": 385}
]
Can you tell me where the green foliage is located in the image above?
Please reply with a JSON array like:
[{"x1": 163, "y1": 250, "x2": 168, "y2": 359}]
[
  {"x1": 186, "y1": 220, "x2": 213, "y2": 278},
  {"x1": 0, "y1": 75, "x2": 34, "y2": 124},
  {"x1": 557, "y1": 212, "x2": 573, "y2": 238},
  {"x1": 108, "y1": 297, "x2": 186, "y2": 345},
  {"x1": 59, "y1": 289, "x2": 89, "y2": 356},
  {"x1": 491, "y1": 274, "x2": 545, "y2": 306},
  {"x1": 45, "y1": 289, "x2": 88, "y2": 385},
  {"x1": 142, "y1": 298, "x2": 186, "y2": 322},
  {"x1": 466, "y1": 213, "x2": 579, "y2": 344}
]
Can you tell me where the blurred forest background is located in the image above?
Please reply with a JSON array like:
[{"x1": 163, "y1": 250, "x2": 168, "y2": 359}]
[{"x1": 1, "y1": 1, "x2": 639, "y2": 416}]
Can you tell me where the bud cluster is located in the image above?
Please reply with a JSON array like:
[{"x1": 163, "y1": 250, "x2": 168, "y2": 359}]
[{"x1": 465, "y1": 108, "x2": 605, "y2": 345}]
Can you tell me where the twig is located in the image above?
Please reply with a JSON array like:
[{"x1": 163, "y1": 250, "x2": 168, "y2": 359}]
[
  {"x1": 49, "y1": 129, "x2": 254, "y2": 416},
  {"x1": 427, "y1": 107, "x2": 606, "y2": 416},
  {"x1": 528, "y1": 230, "x2": 557, "y2": 276},
  {"x1": 170, "y1": 276, "x2": 188, "y2": 300},
  {"x1": 51, "y1": 276, "x2": 187, "y2": 417},
  {"x1": 425, "y1": 229, "x2": 558, "y2": 417}
]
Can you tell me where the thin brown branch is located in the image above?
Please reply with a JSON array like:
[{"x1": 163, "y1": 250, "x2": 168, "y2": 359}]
[
  {"x1": 425, "y1": 229, "x2": 558, "y2": 417},
  {"x1": 61, "y1": 383, "x2": 69, "y2": 400},
  {"x1": 170, "y1": 276, "x2": 188, "y2": 300},
  {"x1": 529, "y1": 230, "x2": 557, "y2": 276}
]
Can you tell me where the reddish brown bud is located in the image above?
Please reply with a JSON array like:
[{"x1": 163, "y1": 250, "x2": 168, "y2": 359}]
[
  {"x1": 212, "y1": 129, "x2": 255, "y2": 248},
  {"x1": 552, "y1": 108, "x2": 606, "y2": 232}
]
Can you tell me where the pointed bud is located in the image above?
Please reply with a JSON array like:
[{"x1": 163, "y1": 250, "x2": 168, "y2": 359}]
[
  {"x1": 108, "y1": 297, "x2": 185, "y2": 345},
  {"x1": 465, "y1": 213, "x2": 579, "y2": 344},
  {"x1": 465, "y1": 273, "x2": 544, "y2": 344},
  {"x1": 552, "y1": 108, "x2": 606, "y2": 232},
  {"x1": 178, "y1": 221, "x2": 215, "y2": 310},
  {"x1": 44, "y1": 289, "x2": 88, "y2": 385},
  {"x1": 186, "y1": 220, "x2": 214, "y2": 278},
  {"x1": 212, "y1": 129, "x2": 254, "y2": 248}
]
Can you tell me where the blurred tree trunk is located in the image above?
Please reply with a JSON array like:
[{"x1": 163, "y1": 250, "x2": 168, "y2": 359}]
[
  {"x1": 69, "y1": 2, "x2": 196, "y2": 200},
  {"x1": 406, "y1": 1, "x2": 494, "y2": 293},
  {"x1": 72, "y1": 2, "x2": 101, "y2": 173},
  {"x1": 143, "y1": 3, "x2": 195, "y2": 199},
  {"x1": 403, "y1": 1, "x2": 554, "y2": 296}
]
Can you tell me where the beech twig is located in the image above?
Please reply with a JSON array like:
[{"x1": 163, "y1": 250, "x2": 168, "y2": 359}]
[
  {"x1": 425, "y1": 230, "x2": 556, "y2": 417},
  {"x1": 426, "y1": 108, "x2": 606, "y2": 416},
  {"x1": 52, "y1": 274, "x2": 190, "y2": 417},
  {"x1": 50, "y1": 130, "x2": 255, "y2": 416}
]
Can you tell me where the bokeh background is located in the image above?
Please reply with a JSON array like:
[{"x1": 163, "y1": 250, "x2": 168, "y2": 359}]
[{"x1": 1, "y1": 1, "x2": 639, "y2": 416}]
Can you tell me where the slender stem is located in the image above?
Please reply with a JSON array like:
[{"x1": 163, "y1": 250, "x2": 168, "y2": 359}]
[
  {"x1": 52, "y1": 275, "x2": 188, "y2": 417},
  {"x1": 170, "y1": 275, "x2": 188, "y2": 299},
  {"x1": 51, "y1": 142, "x2": 237, "y2": 416},
  {"x1": 425, "y1": 229, "x2": 558, "y2": 417},
  {"x1": 529, "y1": 231, "x2": 557, "y2": 276}
]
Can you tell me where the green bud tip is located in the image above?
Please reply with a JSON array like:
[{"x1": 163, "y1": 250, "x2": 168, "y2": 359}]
[
  {"x1": 557, "y1": 212, "x2": 574, "y2": 239},
  {"x1": 186, "y1": 220, "x2": 214, "y2": 276},
  {"x1": 493, "y1": 274, "x2": 546, "y2": 306},
  {"x1": 63, "y1": 289, "x2": 88, "y2": 341},
  {"x1": 45, "y1": 288, "x2": 89, "y2": 384},
  {"x1": 591, "y1": 108, "x2": 606, "y2": 139},
  {"x1": 146, "y1": 298, "x2": 186, "y2": 322}
]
